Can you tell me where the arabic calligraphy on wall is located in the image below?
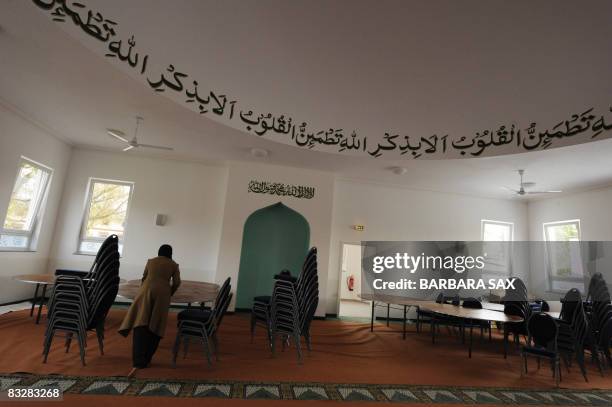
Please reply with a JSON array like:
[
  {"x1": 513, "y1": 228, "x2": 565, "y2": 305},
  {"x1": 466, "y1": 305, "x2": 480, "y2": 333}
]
[
  {"x1": 32, "y1": 0, "x2": 612, "y2": 159},
  {"x1": 248, "y1": 180, "x2": 315, "y2": 200}
]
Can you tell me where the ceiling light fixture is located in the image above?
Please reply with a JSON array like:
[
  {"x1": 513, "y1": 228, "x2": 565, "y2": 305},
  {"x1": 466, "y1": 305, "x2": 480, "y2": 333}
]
[
  {"x1": 250, "y1": 148, "x2": 269, "y2": 158},
  {"x1": 391, "y1": 167, "x2": 408, "y2": 175}
]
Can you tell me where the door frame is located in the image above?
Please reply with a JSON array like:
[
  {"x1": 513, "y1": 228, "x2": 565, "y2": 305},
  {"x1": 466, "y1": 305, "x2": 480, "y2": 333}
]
[{"x1": 336, "y1": 241, "x2": 371, "y2": 317}]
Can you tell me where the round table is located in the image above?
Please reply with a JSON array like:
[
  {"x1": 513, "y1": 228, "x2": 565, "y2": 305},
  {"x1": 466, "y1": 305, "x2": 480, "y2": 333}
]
[
  {"x1": 13, "y1": 274, "x2": 55, "y2": 324},
  {"x1": 118, "y1": 279, "x2": 219, "y2": 307},
  {"x1": 13, "y1": 274, "x2": 127, "y2": 324}
]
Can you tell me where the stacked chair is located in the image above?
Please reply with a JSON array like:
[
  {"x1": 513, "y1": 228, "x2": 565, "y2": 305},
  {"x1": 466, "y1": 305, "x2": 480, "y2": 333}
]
[
  {"x1": 521, "y1": 288, "x2": 591, "y2": 385},
  {"x1": 250, "y1": 247, "x2": 319, "y2": 363},
  {"x1": 557, "y1": 289, "x2": 590, "y2": 382},
  {"x1": 43, "y1": 235, "x2": 120, "y2": 366},
  {"x1": 586, "y1": 273, "x2": 612, "y2": 369},
  {"x1": 172, "y1": 278, "x2": 232, "y2": 367},
  {"x1": 503, "y1": 278, "x2": 532, "y2": 348},
  {"x1": 250, "y1": 270, "x2": 296, "y2": 347}
]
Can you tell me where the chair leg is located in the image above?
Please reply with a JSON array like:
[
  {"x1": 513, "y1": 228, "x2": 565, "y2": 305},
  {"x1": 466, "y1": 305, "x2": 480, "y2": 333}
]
[
  {"x1": 43, "y1": 330, "x2": 55, "y2": 363},
  {"x1": 77, "y1": 332, "x2": 86, "y2": 367},
  {"x1": 183, "y1": 337, "x2": 190, "y2": 359},
  {"x1": 65, "y1": 333, "x2": 72, "y2": 353},
  {"x1": 212, "y1": 334, "x2": 220, "y2": 361},
  {"x1": 576, "y1": 350, "x2": 588, "y2": 382},
  {"x1": 250, "y1": 313, "x2": 256, "y2": 344},
  {"x1": 171, "y1": 333, "x2": 181, "y2": 367},
  {"x1": 304, "y1": 330, "x2": 312, "y2": 352},
  {"x1": 294, "y1": 332, "x2": 303, "y2": 364},
  {"x1": 593, "y1": 347, "x2": 605, "y2": 377},
  {"x1": 202, "y1": 334, "x2": 213, "y2": 367},
  {"x1": 271, "y1": 329, "x2": 276, "y2": 357},
  {"x1": 96, "y1": 324, "x2": 105, "y2": 356},
  {"x1": 603, "y1": 346, "x2": 612, "y2": 368}
]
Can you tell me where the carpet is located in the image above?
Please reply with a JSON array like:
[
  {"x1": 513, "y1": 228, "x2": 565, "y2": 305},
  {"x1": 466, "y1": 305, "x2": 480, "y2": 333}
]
[
  {"x1": 0, "y1": 307, "x2": 610, "y2": 406},
  {"x1": 2, "y1": 373, "x2": 612, "y2": 405}
]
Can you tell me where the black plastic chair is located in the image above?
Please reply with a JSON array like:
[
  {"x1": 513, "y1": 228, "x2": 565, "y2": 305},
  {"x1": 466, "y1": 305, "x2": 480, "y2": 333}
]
[
  {"x1": 173, "y1": 278, "x2": 232, "y2": 366},
  {"x1": 521, "y1": 313, "x2": 561, "y2": 386},
  {"x1": 557, "y1": 298, "x2": 590, "y2": 382},
  {"x1": 250, "y1": 247, "x2": 319, "y2": 359},
  {"x1": 43, "y1": 235, "x2": 120, "y2": 366}
]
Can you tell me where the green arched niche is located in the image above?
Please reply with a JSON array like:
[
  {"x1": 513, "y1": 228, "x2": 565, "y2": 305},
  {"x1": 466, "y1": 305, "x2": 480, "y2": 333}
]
[{"x1": 235, "y1": 202, "x2": 310, "y2": 309}]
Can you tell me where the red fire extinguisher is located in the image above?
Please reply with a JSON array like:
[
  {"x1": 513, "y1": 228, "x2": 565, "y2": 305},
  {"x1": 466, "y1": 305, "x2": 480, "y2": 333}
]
[{"x1": 347, "y1": 275, "x2": 355, "y2": 291}]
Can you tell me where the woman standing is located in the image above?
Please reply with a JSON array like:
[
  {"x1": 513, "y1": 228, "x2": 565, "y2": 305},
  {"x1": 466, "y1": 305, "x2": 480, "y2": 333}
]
[{"x1": 119, "y1": 244, "x2": 181, "y2": 377}]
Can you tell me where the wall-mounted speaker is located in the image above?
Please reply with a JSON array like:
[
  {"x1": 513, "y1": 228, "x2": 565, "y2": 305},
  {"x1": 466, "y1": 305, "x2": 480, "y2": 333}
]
[{"x1": 155, "y1": 214, "x2": 167, "y2": 226}]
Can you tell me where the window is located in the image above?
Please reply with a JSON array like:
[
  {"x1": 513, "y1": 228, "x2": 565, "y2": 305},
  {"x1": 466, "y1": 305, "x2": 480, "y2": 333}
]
[
  {"x1": 78, "y1": 178, "x2": 134, "y2": 255},
  {"x1": 543, "y1": 219, "x2": 583, "y2": 292},
  {"x1": 481, "y1": 220, "x2": 514, "y2": 274},
  {"x1": 481, "y1": 220, "x2": 514, "y2": 242},
  {"x1": 0, "y1": 158, "x2": 53, "y2": 250}
]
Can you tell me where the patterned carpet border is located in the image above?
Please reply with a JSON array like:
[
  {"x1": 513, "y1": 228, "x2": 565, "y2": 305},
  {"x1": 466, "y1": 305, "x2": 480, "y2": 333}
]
[{"x1": 1, "y1": 373, "x2": 611, "y2": 404}]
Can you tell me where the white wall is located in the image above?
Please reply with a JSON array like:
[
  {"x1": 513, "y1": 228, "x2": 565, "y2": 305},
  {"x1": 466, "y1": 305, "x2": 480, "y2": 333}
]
[
  {"x1": 527, "y1": 186, "x2": 612, "y2": 299},
  {"x1": 216, "y1": 161, "x2": 334, "y2": 316},
  {"x1": 528, "y1": 187, "x2": 612, "y2": 242},
  {"x1": 327, "y1": 179, "x2": 529, "y2": 316},
  {"x1": 0, "y1": 103, "x2": 71, "y2": 303},
  {"x1": 48, "y1": 149, "x2": 228, "y2": 283}
]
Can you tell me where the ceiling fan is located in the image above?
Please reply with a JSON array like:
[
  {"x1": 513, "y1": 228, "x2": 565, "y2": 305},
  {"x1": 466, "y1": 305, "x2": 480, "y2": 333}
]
[
  {"x1": 107, "y1": 116, "x2": 174, "y2": 152},
  {"x1": 504, "y1": 169, "x2": 562, "y2": 196}
]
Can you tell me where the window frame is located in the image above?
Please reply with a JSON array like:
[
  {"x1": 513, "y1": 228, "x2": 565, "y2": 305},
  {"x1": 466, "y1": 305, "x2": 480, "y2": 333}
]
[
  {"x1": 480, "y1": 219, "x2": 514, "y2": 275},
  {"x1": 542, "y1": 219, "x2": 583, "y2": 293},
  {"x1": 0, "y1": 157, "x2": 53, "y2": 251},
  {"x1": 76, "y1": 177, "x2": 134, "y2": 256},
  {"x1": 481, "y1": 219, "x2": 514, "y2": 242}
]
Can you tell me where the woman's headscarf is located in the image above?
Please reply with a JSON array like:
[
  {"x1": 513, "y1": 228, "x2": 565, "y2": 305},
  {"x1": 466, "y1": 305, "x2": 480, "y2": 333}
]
[{"x1": 158, "y1": 244, "x2": 173, "y2": 259}]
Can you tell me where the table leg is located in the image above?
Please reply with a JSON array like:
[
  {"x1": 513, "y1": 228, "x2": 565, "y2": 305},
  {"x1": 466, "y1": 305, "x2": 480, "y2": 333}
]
[
  {"x1": 370, "y1": 301, "x2": 375, "y2": 332},
  {"x1": 469, "y1": 324, "x2": 473, "y2": 358},
  {"x1": 431, "y1": 314, "x2": 436, "y2": 344},
  {"x1": 35, "y1": 285, "x2": 47, "y2": 324},
  {"x1": 30, "y1": 283, "x2": 40, "y2": 316},
  {"x1": 503, "y1": 324, "x2": 508, "y2": 359},
  {"x1": 402, "y1": 305, "x2": 407, "y2": 339},
  {"x1": 386, "y1": 303, "x2": 390, "y2": 327}
]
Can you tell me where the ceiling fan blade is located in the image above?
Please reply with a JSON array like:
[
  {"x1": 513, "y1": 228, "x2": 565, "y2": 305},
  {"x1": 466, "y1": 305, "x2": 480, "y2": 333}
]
[
  {"x1": 501, "y1": 186, "x2": 519, "y2": 193},
  {"x1": 136, "y1": 143, "x2": 174, "y2": 151},
  {"x1": 107, "y1": 129, "x2": 129, "y2": 143},
  {"x1": 122, "y1": 145, "x2": 135, "y2": 152},
  {"x1": 527, "y1": 190, "x2": 562, "y2": 194}
]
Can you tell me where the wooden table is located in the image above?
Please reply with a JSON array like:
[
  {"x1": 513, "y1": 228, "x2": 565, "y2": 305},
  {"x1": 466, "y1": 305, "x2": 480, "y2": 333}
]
[
  {"x1": 13, "y1": 274, "x2": 127, "y2": 324},
  {"x1": 422, "y1": 301, "x2": 523, "y2": 358},
  {"x1": 13, "y1": 274, "x2": 55, "y2": 324},
  {"x1": 359, "y1": 293, "x2": 524, "y2": 358},
  {"x1": 118, "y1": 279, "x2": 219, "y2": 307}
]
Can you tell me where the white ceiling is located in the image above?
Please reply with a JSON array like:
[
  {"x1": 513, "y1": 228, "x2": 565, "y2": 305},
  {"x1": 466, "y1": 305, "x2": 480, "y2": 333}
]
[{"x1": 1, "y1": 0, "x2": 611, "y2": 200}]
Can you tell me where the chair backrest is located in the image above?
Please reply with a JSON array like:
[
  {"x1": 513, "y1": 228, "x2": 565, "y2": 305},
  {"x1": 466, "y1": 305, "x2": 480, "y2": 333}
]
[
  {"x1": 212, "y1": 278, "x2": 231, "y2": 322},
  {"x1": 214, "y1": 292, "x2": 233, "y2": 333},
  {"x1": 462, "y1": 298, "x2": 482, "y2": 309},
  {"x1": 533, "y1": 299, "x2": 550, "y2": 312},
  {"x1": 504, "y1": 277, "x2": 528, "y2": 302},
  {"x1": 588, "y1": 276, "x2": 611, "y2": 303},
  {"x1": 570, "y1": 301, "x2": 589, "y2": 347},
  {"x1": 527, "y1": 312, "x2": 558, "y2": 349},
  {"x1": 560, "y1": 288, "x2": 582, "y2": 323},
  {"x1": 504, "y1": 301, "x2": 532, "y2": 322}
]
